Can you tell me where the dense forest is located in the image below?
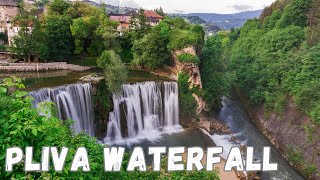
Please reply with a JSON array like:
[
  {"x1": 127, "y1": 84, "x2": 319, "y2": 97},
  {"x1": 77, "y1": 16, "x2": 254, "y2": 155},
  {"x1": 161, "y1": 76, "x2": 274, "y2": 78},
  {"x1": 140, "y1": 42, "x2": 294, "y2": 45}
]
[
  {"x1": 203, "y1": 0, "x2": 320, "y2": 177},
  {"x1": 206, "y1": 0, "x2": 320, "y2": 124}
]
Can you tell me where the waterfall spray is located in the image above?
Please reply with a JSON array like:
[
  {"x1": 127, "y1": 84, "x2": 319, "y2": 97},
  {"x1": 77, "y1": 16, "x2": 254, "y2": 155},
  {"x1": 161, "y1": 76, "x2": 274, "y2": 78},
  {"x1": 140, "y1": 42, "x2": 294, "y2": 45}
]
[
  {"x1": 104, "y1": 81, "x2": 180, "y2": 144},
  {"x1": 30, "y1": 83, "x2": 95, "y2": 136}
]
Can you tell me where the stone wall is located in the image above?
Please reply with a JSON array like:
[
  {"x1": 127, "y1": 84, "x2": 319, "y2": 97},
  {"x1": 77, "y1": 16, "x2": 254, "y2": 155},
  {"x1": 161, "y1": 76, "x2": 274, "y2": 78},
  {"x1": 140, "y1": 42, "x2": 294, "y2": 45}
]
[
  {"x1": 0, "y1": 5, "x2": 18, "y2": 27},
  {"x1": 0, "y1": 62, "x2": 91, "y2": 71}
]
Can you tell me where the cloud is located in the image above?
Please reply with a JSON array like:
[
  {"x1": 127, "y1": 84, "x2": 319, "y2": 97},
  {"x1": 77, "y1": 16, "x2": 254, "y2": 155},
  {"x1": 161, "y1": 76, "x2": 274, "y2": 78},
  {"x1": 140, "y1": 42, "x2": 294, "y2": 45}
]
[
  {"x1": 100, "y1": 0, "x2": 139, "y2": 8},
  {"x1": 172, "y1": 10, "x2": 185, "y2": 14},
  {"x1": 119, "y1": 0, "x2": 139, "y2": 8},
  {"x1": 229, "y1": 4, "x2": 254, "y2": 11}
]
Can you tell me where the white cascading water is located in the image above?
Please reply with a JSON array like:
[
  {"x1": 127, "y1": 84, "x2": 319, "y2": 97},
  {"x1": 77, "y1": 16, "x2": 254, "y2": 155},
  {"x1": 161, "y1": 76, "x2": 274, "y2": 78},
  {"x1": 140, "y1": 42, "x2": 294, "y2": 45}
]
[
  {"x1": 104, "y1": 81, "x2": 181, "y2": 144},
  {"x1": 29, "y1": 83, "x2": 95, "y2": 136}
]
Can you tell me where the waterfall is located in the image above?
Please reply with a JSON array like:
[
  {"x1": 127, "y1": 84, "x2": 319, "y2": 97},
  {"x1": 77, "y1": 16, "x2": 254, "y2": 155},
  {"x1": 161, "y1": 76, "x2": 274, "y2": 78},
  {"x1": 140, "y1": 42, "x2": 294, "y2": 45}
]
[
  {"x1": 104, "y1": 81, "x2": 180, "y2": 144},
  {"x1": 29, "y1": 83, "x2": 95, "y2": 136}
]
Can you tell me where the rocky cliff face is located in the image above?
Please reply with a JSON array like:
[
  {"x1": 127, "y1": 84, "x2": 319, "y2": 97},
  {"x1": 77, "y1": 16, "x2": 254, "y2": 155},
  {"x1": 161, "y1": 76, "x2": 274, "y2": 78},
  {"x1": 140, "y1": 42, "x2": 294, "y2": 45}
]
[
  {"x1": 171, "y1": 46, "x2": 208, "y2": 115},
  {"x1": 237, "y1": 88, "x2": 320, "y2": 179},
  {"x1": 172, "y1": 46, "x2": 202, "y2": 89}
]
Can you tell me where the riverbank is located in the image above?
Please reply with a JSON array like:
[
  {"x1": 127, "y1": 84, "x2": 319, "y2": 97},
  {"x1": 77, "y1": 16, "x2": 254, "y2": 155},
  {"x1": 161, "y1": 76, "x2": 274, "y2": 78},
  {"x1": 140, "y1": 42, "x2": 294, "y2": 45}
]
[
  {"x1": 182, "y1": 152, "x2": 243, "y2": 180},
  {"x1": 0, "y1": 62, "x2": 91, "y2": 72},
  {"x1": 235, "y1": 87, "x2": 319, "y2": 179}
]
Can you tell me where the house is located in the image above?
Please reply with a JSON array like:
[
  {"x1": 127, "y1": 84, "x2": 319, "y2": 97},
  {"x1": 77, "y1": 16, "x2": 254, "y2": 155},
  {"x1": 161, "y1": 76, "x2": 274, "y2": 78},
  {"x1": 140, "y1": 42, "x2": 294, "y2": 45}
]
[
  {"x1": 144, "y1": 10, "x2": 163, "y2": 26},
  {"x1": 7, "y1": 23, "x2": 33, "y2": 46},
  {"x1": 109, "y1": 10, "x2": 164, "y2": 35},
  {"x1": 109, "y1": 14, "x2": 132, "y2": 35},
  {"x1": 0, "y1": 0, "x2": 19, "y2": 34}
]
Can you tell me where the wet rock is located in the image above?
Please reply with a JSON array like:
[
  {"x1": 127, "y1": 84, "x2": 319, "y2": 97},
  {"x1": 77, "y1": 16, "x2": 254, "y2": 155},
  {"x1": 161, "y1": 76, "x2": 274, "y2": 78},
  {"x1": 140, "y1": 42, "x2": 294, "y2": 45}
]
[
  {"x1": 247, "y1": 171, "x2": 262, "y2": 180},
  {"x1": 80, "y1": 74, "x2": 104, "y2": 83},
  {"x1": 240, "y1": 144, "x2": 247, "y2": 153},
  {"x1": 229, "y1": 136, "x2": 237, "y2": 143},
  {"x1": 192, "y1": 93, "x2": 208, "y2": 114}
]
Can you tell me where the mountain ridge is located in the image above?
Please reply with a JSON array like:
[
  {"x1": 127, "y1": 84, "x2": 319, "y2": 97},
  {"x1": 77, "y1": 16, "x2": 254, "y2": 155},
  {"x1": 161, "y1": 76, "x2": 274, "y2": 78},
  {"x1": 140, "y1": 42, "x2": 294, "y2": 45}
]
[{"x1": 178, "y1": 10, "x2": 263, "y2": 30}]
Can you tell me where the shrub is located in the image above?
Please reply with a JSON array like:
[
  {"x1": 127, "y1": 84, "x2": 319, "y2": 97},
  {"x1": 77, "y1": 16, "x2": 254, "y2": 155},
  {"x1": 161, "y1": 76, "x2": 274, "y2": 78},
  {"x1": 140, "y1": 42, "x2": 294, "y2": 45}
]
[
  {"x1": 177, "y1": 53, "x2": 200, "y2": 64},
  {"x1": 97, "y1": 50, "x2": 127, "y2": 93},
  {"x1": 178, "y1": 72, "x2": 197, "y2": 118}
]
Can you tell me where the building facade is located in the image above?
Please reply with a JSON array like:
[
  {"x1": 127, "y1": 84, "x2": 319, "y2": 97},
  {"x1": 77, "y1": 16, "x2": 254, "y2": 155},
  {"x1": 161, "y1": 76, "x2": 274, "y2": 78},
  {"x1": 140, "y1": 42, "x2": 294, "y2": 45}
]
[{"x1": 0, "y1": 0, "x2": 19, "y2": 33}]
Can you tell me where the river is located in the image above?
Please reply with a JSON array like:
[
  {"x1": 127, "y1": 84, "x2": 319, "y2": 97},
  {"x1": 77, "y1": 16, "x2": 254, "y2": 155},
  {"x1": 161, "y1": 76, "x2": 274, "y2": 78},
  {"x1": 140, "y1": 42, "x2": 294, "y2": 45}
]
[{"x1": 210, "y1": 94, "x2": 304, "y2": 179}]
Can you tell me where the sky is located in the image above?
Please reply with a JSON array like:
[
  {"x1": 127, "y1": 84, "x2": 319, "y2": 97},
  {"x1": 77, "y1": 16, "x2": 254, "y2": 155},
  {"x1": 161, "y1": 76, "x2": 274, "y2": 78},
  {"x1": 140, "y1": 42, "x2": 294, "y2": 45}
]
[{"x1": 102, "y1": 0, "x2": 277, "y2": 14}]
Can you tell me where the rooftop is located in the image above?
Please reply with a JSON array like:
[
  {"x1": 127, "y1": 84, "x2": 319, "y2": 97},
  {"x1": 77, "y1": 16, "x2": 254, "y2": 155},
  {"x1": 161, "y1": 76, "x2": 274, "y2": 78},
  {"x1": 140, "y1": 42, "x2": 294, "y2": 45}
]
[
  {"x1": 144, "y1": 10, "x2": 163, "y2": 19},
  {"x1": 109, "y1": 15, "x2": 131, "y2": 24}
]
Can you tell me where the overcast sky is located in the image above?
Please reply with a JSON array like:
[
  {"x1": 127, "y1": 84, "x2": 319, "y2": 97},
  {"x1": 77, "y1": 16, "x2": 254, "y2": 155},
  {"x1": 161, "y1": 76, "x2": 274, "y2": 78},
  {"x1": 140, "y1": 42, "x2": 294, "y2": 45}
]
[{"x1": 102, "y1": 0, "x2": 277, "y2": 14}]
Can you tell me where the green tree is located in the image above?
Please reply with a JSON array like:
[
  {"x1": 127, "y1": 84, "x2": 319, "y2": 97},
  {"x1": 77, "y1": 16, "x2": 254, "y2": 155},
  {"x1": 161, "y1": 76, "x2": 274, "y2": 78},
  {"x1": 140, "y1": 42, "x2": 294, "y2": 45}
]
[
  {"x1": 130, "y1": 8, "x2": 151, "y2": 40},
  {"x1": 154, "y1": 7, "x2": 165, "y2": 16},
  {"x1": 201, "y1": 33, "x2": 233, "y2": 110},
  {"x1": 71, "y1": 16, "x2": 100, "y2": 55},
  {"x1": 132, "y1": 28, "x2": 170, "y2": 70},
  {"x1": 276, "y1": 0, "x2": 312, "y2": 28},
  {"x1": 97, "y1": 50, "x2": 127, "y2": 93},
  {"x1": 178, "y1": 72, "x2": 198, "y2": 118},
  {"x1": 43, "y1": 14, "x2": 74, "y2": 61},
  {"x1": 96, "y1": 16, "x2": 120, "y2": 51},
  {"x1": 48, "y1": 0, "x2": 71, "y2": 15},
  {"x1": 11, "y1": 2, "x2": 47, "y2": 62}
]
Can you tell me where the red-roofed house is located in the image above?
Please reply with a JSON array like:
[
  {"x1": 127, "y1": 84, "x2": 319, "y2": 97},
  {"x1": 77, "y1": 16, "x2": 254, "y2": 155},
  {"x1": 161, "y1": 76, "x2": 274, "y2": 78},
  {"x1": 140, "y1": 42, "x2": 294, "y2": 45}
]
[
  {"x1": 144, "y1": 10, "x2": 163, "y2": 26},
  {"x1": 109, "y1": 10, "x2": 164, "y2": 35},
  {"x1": 109, "y1": 15, "x2": 132, "y2": 34}
]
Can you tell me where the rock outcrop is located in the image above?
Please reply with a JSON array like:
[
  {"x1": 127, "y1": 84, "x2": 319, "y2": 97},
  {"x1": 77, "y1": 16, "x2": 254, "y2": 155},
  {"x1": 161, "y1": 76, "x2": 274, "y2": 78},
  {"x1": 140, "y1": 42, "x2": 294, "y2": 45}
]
[
  {"x1": 172, "y1": 46, "x2": 202, "y2": 89},
  {"x1": 192, "y1": 93, "x2": 208, "y2": 114},
  {"x1": 171, "y1": 46, "x2": 208, "y2": 115}
]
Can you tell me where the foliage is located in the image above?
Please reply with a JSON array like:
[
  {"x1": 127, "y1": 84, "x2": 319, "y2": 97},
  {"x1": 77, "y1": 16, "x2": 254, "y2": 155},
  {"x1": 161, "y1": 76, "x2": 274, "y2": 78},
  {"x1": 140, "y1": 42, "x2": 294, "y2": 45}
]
[
  {"x1": 210, "y1": 0, "x2": 320, "y2": 125},
  {"x1": 96, "y1": 16, "x2": 120, "y2": 52},
  {"x1": 47, "y1": 0, "x2": 71, "y2": 15},
  {"x1": 131, "y1": 17, "x2": 204, "y2": 69},
  {"x1": 9, "y1": 0, "x2": 120, "y2": 62},
  {"x1": 11, "y1": 2, "x2": 47, "y2": 61},
  {"x1": 177, "y1": 53, "x2": 200, "y2": 64},
  {"x1": 154, "y1": 7, "x2": 165, "y2": 17},
  {"x1": 97, "y1": 50, "x2": 127, "y2": 93},
  {"x1": 287, "y1": 146, "x2": 318, "y2": 178},
  {"x1": 0, "y1": 44, "x2": 6, "y2": 51},
  {"x1": 307, "y1": 0, "x2": 320, "y2": 46},
  {"x1": 43, "y1": 14, "x2": 74, "y2": 61},
  {"x1": 259, "y1": 0, "x2": 291, "y2": 21},
  {"x1": 276, "y1": 0, "x2": 312, "y2": 28},
  {"x1": 130, "y1": 8, "x2": 151, "y2": 40},
  {"x1": 168, "y1": 23, "x2": 205, "y2": 50},
  {"x1": 168, "y1": 28, "x2": 202, "y2": 50},
  {"x1": 178, "y1": 72, "x2": 197, "y2": 118},
  {"x1": 200, "y1": 33, "x2": 234, "y2": 111},
  {"x1": 71, "y1": 16, "x2": 99, "y2": 55},
  {"x1": 0, "y1": 32, "x2": 7, "y2": 43},
  {"x1": 132, "y1": 25, "x2": 171, "y2": 70}
]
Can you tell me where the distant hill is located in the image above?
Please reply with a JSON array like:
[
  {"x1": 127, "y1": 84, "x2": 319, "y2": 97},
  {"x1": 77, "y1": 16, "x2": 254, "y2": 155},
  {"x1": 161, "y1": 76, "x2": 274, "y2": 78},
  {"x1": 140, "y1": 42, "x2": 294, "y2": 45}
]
[
  {"x1": 182, "y1": 10, "x2": 263, "y2": 30},
  {"x1": 105, "y1": 4, "x2": 137, "y2": 14}
]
